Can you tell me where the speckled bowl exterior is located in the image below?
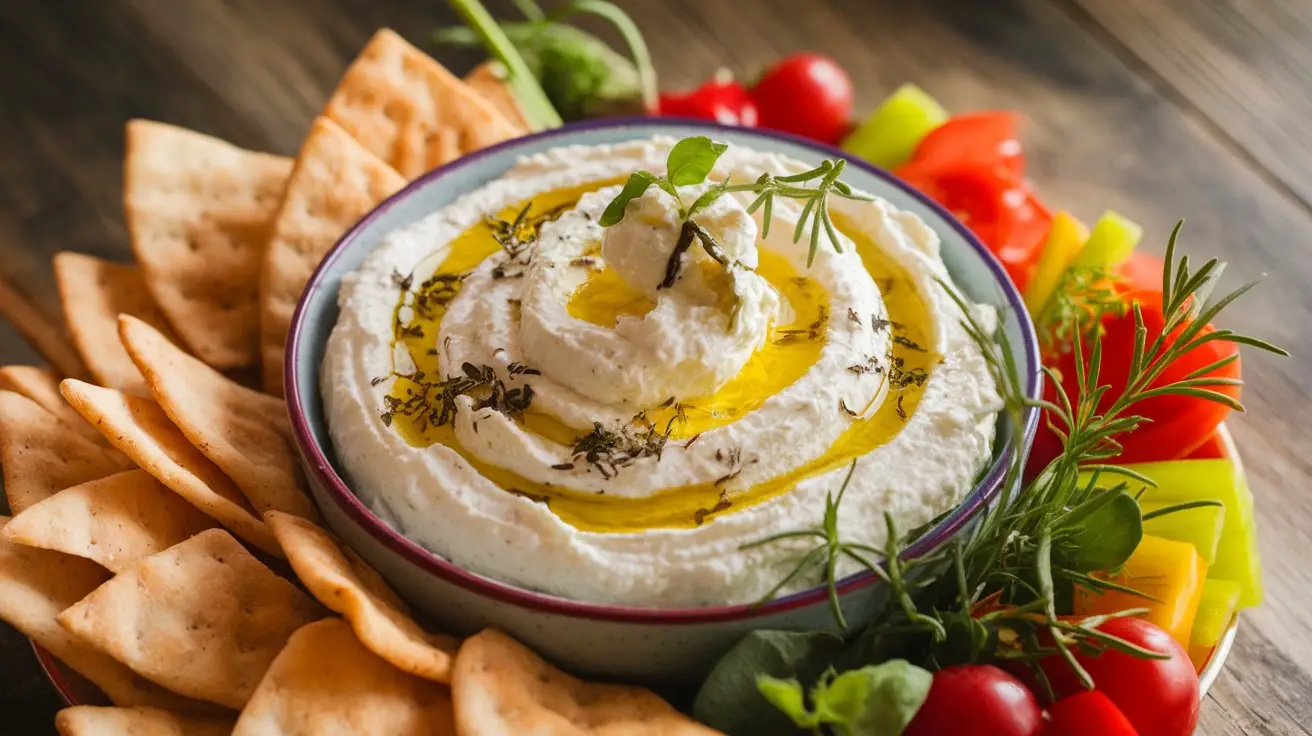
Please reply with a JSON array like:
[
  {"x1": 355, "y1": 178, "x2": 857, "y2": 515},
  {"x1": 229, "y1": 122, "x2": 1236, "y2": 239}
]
[{"x1": 284, "y1": 119, "x2": 1043, "y2": 685}]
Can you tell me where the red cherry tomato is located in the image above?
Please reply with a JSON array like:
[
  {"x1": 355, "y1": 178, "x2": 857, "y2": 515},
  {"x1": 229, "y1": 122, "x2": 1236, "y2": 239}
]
[
  {"x1": 908, "y1": 111, "x2": 1024, "y2": 177},
  {"x1": 1041, "y1": 618, "x2": 1199, "y2": 736},
  {"x1": 748, "y1": 53, "x2": 853, "y2": 144},
  {"x1": 1029, "y1": 288, "x2": 1241, "y2": 469},
  {"x1": 658, "y1": 77, "x2": 758, "y2": 126},
  {"x1": 1044, "y1": 691, "x2": 1139, "y2": 736},
  {"x1": 902, "y1": 665, "x2": 1044, "y2": 736}
]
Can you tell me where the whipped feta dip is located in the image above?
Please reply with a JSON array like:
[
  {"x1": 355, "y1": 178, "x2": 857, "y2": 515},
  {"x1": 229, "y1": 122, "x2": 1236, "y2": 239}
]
[{"x1": 322, "y1": 137, "x2": 1003, "y2": 607}]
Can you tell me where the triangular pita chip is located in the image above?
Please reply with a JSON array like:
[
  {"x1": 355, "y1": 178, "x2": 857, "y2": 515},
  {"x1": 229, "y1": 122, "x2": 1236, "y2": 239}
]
[
  {"x1": 55, "y1": 706, "x2": 234, "y2": 736},
  {"x1": 58, "y1": 529, "x2": 326, "y2": 709},
  {"x1": 267, "y1": 511, "x2": 458, "y2": 682},
  {"x1": 53, "y1": 252, "x2": 182, "y2": 395},
  {"x1": 2, "y1": 469, "x2": 215, "y2": 573},
  {"x1": 465, "y1": 61, "x2": 532, "y2": 131},
  {"x1": 0, "y1": 364, "x2": 100, "y2": 442},
  {"x1": 232, "y1": 618, "x2": 455, "y2": 736},
  {"x1": 60, "y1": 379, "x2": 279, "y2": 556},
  {"x1": 322, "y1": 28, "x2": 523, "y2": 179},
  {"x1": 259, "y1": 117, "x2": 406, "y2": 396},
  {"x1": 453, "y1": 629, "x2": 721, "y2": 736},
  {"x1": 0, "y1": 517, "x2": 211, "y2": 712},
  {"x1": 124, "y1": 119, "x2": 292, "y2": 369},
  {"x1": 0, "y1": 391, "x2": 131, "y2": 514},
  {"x1": 119, "y1": 315, "x2": 317, "y2": 519}
]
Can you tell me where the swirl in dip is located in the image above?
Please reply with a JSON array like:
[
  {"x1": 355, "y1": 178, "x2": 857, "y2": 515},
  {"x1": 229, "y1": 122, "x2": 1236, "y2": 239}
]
[{"x1": 322, "y1": 138, "x2": 1002, "y2": 607}]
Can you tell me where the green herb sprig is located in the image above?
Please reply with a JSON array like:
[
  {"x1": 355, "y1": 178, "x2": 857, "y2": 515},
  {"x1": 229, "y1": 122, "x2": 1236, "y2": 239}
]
[
  {"x1": 600, "y1": 136, "x2": 871, "y2": 287},
  {"x1": 1037, "y1": 264, "x2": 1128, "y2": 353}
]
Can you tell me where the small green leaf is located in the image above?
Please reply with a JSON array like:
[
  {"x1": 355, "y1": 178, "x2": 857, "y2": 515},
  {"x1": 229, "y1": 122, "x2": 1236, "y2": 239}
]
[
  {"x1": 599, "y1": 170, "x2": 657, "y2": 226},
  {"x1": 693, "y1": 630, "x2": 844, "y2": 735},
  {"x1": 686, "y1": 178, "x2": 730, "y2": 220},
  {"x1": 1056, "y1": 489, "x2": 1143, "y2": 572},
  {"x1": 811, "y1": 661, "x2": 933, "y2": 736},
  {"x1": 756, "y1": 676, "x2": 819, "y2": 729},
  {"x1": 667, "y1": 136, "x2": 728, "y2": 186}
]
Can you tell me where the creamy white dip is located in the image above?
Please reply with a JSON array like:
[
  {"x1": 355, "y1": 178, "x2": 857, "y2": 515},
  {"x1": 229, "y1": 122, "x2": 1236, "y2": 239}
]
[{"x1": 322, "y1": 137, "x2": 1002, "y2": 607}]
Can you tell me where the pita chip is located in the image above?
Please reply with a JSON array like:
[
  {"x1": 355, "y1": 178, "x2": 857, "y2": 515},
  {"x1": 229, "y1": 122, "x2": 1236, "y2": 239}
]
[
  {"x1": 232, "y1": 618, "x2": 455, "y2": 736},
  {"x1": 259, "y1": 117, "x2": 405, "y2": 396},
  {"x1": 465, "y1": 61, "x2": 531, "y2": 131},
  {"x1": 60, "y1": 379, "x2": 279, "y2": 556},
  {"x1": 0, "y1": 517, "x2": 210, "y2": 712},
  {"x1": 53, "y1": 252, "x2": 181, "y2": 395},
  {"x1": 453, "y1": 629, "x2": 721, "y2": 736},
  {"x1": 56, "y1": 706, "x2": 234, "y2": 736},
  {"x1": 323, "y1": 28, "x2": 522, "y2": 179},
  {"x1": 58, "y1": 529, "x2": 326, "y2": 710},
  {"x1": 124, "y1": 119, "x2": 292, "y2": 369},
  {"x1": 2, "y1": 469, "x2": 215, "y2": 573},
  {"x1": 267, "y1": 511, "x2": 458, "y2": 683},
  {"x1": 0, "y1": 391, "x2": 132, "y2": 514},
  {"x1": 119, "y1": 315, "x2": 317, "y2": 519},
  {"x1": 0, "y1": 364, "x2": 100, "y2": 441}
]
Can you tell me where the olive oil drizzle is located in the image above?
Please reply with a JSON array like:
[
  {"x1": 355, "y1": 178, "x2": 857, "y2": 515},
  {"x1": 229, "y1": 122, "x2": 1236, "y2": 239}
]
[{"x1": 383, "y1": 185, "x2": 937, "y2": 533}]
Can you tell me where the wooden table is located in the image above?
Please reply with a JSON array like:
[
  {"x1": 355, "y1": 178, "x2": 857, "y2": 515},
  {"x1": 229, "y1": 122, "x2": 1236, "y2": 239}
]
[{"x1": 1, "y1": 0, "x2": 1309, "y2": 733}]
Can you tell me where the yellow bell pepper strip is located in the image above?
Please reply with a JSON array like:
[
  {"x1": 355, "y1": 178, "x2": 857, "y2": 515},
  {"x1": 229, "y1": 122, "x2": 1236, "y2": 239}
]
[
  {"x1": 1081, "y1": 459, "x2": 1262, "y2": 607},
  {"x1": 1073, "y1": 534, "x2": 1207, "y2": 648},
  {"x1": 1141, "y1": 500, "x2": 1226, "y2": 565},
  {"x1": 1187, "y1": 578, "x2": 1241, "y2": 670},
  {"x1": 841, "y1": 83, "x2": 947, "y2": 169},
  {"x1": 1071, "y1": 209, "x2": 1143, "y2": 269},
  {"x1": 1022, "y1": 210, "x2": 1088, "y2": 317}
]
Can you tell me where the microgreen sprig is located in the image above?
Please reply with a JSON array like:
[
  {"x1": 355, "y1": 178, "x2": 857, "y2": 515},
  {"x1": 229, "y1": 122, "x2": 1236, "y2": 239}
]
[
  {"x1": 1037, "y1": 264, "x2": 1128, "y2": 353},
  {"x1": 601, "y1": 136, "x2": 871, "y2": 287}
]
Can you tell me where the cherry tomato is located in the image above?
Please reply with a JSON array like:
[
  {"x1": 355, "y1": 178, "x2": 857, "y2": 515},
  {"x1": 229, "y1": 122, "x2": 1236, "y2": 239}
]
[
  {"x1": 748, "y1": 53, "x2": 853, "y2": 144},
  {"x1": 907, "y1": 111, "x2": 1024, "y2": 177},
  {"x1": 1029, "y1": 288, "x2": 1241, "y2": 469},
  {"x1": 902, "y1": 665, "x2": 1043, "y2": 736},
  {"x1": 658, "y1": 76, "x2": 758, "y2": 126},
  {"x1": 1041, "y1": 618, "x2": 1199, "y2": 736},
  {"x1": 1044, "y1": 691, "x2": 1139, "y2": 736}
]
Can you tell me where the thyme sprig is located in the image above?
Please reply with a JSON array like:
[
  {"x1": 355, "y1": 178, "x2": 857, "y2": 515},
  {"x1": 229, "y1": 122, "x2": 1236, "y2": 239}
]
[
  {"x1": 378, "y1": 361, "x2": 536, "y2": 430},
  {"x1": 600, "y1": 137, "x2": 871, "y2": 287},
  {"x1": 742, "y1": 221, "x2": 1285, "y2": 695},
  {"x1": 568, "y1": 412, "x2": 679, "y2": 479}
]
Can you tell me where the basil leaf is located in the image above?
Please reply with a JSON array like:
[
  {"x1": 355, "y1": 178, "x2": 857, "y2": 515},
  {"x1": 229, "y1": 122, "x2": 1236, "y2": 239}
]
[
  {"x1": 599, "y1": 170, "x2": 657, "y2": 226},
  {"x1": 811, "y1": 660, "x2": 933, "y2": 736},
  {"x1": 1056, "y1": 489, "x2": 1143, "y2": 572},
  {"x1": 755, "y1": 676, "x2": 819, "y2": 729},
  {"x1": 693, "y1": 630, "x2": 844, "y2": 735},
  {"x1": 667, "y1": 136, "x2": 729, "y2": 186}
]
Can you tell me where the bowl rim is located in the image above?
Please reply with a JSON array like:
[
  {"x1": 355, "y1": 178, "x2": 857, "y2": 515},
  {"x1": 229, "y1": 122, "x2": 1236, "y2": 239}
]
[{"x1": 285, "y1": 117, "x2": 1043, "y2": 625}]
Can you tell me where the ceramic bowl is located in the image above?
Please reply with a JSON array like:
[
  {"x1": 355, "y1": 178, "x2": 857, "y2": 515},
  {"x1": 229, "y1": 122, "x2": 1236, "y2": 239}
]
[{"x1": 284, "y1": 119, "x2": 1043, "y2": 685}]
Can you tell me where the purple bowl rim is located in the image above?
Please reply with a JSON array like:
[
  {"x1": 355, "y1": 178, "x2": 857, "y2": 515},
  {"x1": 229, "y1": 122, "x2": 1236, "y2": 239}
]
[{"x1": 285, "y1": 117, "x2": 1043, "y2": 625}]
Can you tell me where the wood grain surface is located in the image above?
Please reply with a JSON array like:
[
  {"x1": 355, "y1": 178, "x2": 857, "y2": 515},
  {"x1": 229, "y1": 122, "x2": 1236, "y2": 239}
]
[{"x1": 1, "y1": 0, "x2": 1309, "y2": 734}]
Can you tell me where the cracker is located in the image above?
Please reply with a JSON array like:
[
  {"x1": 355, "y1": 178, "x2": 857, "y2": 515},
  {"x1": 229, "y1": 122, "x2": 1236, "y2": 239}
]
[
  {"x1": 119, "y1": 315, "x2": 317, "y2": 519},
  {"x1": 267, "y1": 511, "x2": 458, "y2": 683},
  {"x1": 124, "y1": 120, "x2": 292, "y2": 369},
  {"x1": 55, "y1": 706, "x2": 234, "y2": 736},
  {"x1": 0, "y1": 390, "x2": 132, "y2": 514},
  {"x1": 2, "y1": 469, "x2": 215, "y2": 573},
  {"x1": 323, "y1": 28, "x2": 523, "y2": 179},
  {"x1": 60, "y1": 379, "x2": 279, "y2": 556},
  {"x1": 0, "y1": 364, "x2": 100, "y2": 441},
  {"x1": 232, "y1": 618, "x2": 455, "y2": 736},
  {"x1": 58, "y1": 529, "x2": 326, "y2": 709},
  {"x1": 259, "y1": 117, "x2": 406, "y2": 396},
  {"x1": 465, "y1": 61, "x2": 532, "y2": 131},
  {"x1": 0, "y1": 273, "x2": 89, "y2": 380},
  {"x1": 54, "y1": 252, "x2": 181, "y2": 395},
  {"x1": 453, "y1": 629, "x2": 720, "y2": 736},
  {"x1": 0, "y1": 516, "x2": 209, "y2": 712}
]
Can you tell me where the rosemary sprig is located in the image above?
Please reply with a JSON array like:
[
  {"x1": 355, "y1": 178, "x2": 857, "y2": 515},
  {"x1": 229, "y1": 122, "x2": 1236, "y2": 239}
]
[{"x1": 601, "y1": 137, "x2": 871, "y2": 287}]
